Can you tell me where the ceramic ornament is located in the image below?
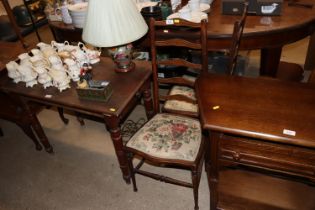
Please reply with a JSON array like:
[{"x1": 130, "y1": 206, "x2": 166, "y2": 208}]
[
  {"x1": 85, "y1": 48, "x2": 101, "y2": 64},
  {"x1": 47, "y1": 56, "x2": 70, "y2": 92},
  {"x1": 63, "y1": 41, "x2": 80, "y2": 52},
  {"x1": 18, "y1": 53, "x2": 32, "y2": 67},
  {"x1": 16, "y1": 64, "x2": 38, "y2": 87},
  {"x1": 30, "y1": 55, "x2": 52, "y2": 89},
  {"x1": 51, "y1": 40, "x2": 67, "y2": 52},
  {"x1": 31, "y1": 48, "x2": 44, "y2": 58},
  {"x1": 6, "y1": 61, "x2": 22, "y2": 83},
  {"x1": 37, "y1": 42, "x2": 58, "y2": 58},
  {"x1": 64, "y1": 58, "x2": 81, "y2": 82},
  {"x1": 48, "y1": 55, "x2": 63, "y2": 68},
  {"x1": 34, "y1": 66, "x2": 53, "y2": 89},
  {"x1": 71, "y1": 48, "x2": 91, "y2": 68}
]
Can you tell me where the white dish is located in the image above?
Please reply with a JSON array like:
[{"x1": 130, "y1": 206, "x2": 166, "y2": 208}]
[
  {"x1": 199, "y1": 3, "x2": 211, "y2": 12},
  {"x1": 68, "y1": 2, "x2": 88, "y2": 12},
  {"x1": 167, "y1": 11, "x2": 208, "y2": 23},
  {"x1": 136, "y1": 2, "x2": 158, "y2": 11},
  {"x1": 182, "y1": 3, "x2": 210, "y2": 13}
]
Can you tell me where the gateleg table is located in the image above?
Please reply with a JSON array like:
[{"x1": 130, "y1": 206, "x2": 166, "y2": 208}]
[{"x1": 0, "y1": 57, "x2": 154, "y2": 183}]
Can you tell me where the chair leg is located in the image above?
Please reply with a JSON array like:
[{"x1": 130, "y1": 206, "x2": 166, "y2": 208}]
[
  {"x1": 204, "y1": 138, "x2": 210, "y2": 172},
  {"x1": 127, "y1": 152, "x2": 138, "y2": 192},
  {"x1": 75, "y1": 112, "x2": 85, "y2": 126},
  {"x1": 0, "y1": 126, "x2": 3, "y2": 137},
  {"x1": 192, "y1": 169, "x2": 200, "y2": 210},
  {"x1": 57, "y1": 107, "x2": 69, "y2": 124}
]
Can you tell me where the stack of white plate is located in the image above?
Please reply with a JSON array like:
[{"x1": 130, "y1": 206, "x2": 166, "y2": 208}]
[{"x1": 68, "y1": 2, "x2": 88, "y2": 28}]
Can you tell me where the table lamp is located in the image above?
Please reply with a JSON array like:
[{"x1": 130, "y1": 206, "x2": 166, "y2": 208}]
[{"x1": 82, "y1": 0, "x2": 148, "y2": 73}]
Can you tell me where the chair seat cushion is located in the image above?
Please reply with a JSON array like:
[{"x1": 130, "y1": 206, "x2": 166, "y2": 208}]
[
  {"x1": 164, "y1": 85, "x2": 198, "y2": 113},
  {"x1": 126, "y1": 113, "x2": 202, "y2": 162}
]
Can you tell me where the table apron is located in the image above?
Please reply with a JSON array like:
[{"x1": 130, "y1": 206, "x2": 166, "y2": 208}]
[{"x1": 218, "y1": 134, "x2": 315, "y2": 182}]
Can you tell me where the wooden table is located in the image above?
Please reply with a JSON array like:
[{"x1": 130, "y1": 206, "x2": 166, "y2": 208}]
[
  {"x1": 48, "y1": 1, "x2": 315, "y2": 76},
  {"x1": 48, "y1": 20, "x2": 83, "y2": 43},
  {"x1": 195, "y1": 73, "x2": 315, "y2": 210},
  {"x1": 0, "y1": 57, "x2": 154, "y2": 182},
  {"x1": 0, "y1": 41, "x2": 43, "y2": 148},
  {"x1": 207, "y1": 0, "x2": 315, "y2": 76},
  {"x1": 0, "y1": 41, "x2": 26, "y2": 70}
]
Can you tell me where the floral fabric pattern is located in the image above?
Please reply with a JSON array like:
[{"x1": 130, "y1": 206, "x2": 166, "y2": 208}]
[
  {"x1": 126, "y1": 114, "x2": 201, "y2": 162},
  {"x1": 164, "y1": 86, "x2": 198, "y2": 113}
]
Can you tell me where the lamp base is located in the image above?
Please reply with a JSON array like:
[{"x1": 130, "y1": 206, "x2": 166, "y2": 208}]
[{"x1": 115, "y1": 61, "x2": 135, "y2": 73}]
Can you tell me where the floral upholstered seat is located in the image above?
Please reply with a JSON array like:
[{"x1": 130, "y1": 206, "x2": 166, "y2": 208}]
[
  {"x1": 164, "y1": 85, "x2": 199, "y2": 114},
  {"x1": 126, "y1": 113, "x2": 202, "y2": 162}
]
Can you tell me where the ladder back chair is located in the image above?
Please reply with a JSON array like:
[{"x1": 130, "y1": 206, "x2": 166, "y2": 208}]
[
  {"x1": 124, "y1": 18, "x2": 206, "y2": 210},
  {"x1": 226, "y1": 2, "x2": 248, "y2": 75},
  {"x1": 150, "y1": 18, "x2": 208, "y2": 118}
]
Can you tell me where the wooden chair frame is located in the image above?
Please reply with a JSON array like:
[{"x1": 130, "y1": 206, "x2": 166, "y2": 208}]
[
  {"x1": 227, "y1": 2, "x2": 248, "y2": 75},
  {"x1": 124, "y1": 18, "x2": 207, "y2": 210},
  {"x1": 150, "y1": 18, "x2": 208, "y2": 118}
]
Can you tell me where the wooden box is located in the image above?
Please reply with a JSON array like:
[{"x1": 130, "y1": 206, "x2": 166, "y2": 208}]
[{"x1": 76, "y1": 83, "x2": 113, "y2": 102}]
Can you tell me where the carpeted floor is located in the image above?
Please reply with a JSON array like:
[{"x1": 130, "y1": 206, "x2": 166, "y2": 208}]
[{"x1": 1, "y1": 105, "x2": 315, "y2": 210}]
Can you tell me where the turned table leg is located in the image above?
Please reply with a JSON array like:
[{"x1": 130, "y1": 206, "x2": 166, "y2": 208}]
[
  {"x1": 20, "y1": 98, "x2": 53, "y2": 153},
  {"x1": 104, "y1": 114, "x2": 130, "y2": 184},
  {"x1": 208, "y1": 131, "x2": 220, "y2": 210}
]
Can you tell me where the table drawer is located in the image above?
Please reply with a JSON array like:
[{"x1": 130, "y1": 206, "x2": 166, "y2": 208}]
[{"x1": 219, "y1": 134, "x2": 315, "y2": 181}]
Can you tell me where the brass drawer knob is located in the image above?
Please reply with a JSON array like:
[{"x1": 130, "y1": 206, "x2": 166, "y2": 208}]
[{"x1": 232, "y1": 152, "x2": 241, "y2": 161}]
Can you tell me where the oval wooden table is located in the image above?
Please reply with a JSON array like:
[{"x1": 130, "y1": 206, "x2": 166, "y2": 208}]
[
  {"x1": 49, "y1": 0, "x2": 315, "y2": 76},
  {"x1": 206, "y1": 0, "x2": 315, "y2": 76}
]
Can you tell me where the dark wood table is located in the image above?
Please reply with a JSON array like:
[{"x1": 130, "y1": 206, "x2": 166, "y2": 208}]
[
  {"x1": 49, "y1": 0, "x2": 315, "y2": 76},
  {"x1": 195, "y1": 73, "x2": 315, "y2": 210},
  {"x1": 0, "y1": 57, "x2": 154, "y2": 182},
  {"x1": 0, "y1": 41, "x2": 26, "y2": 70},
  {"x1": 48, "y1": 20, "x2": 83, "y2": 43},
  {"x1": 206, "y1": 0, "x2": 315, "y2": 76},
  {"x1": 0, "y1": 41, "x2": 45, "y2": 148}
]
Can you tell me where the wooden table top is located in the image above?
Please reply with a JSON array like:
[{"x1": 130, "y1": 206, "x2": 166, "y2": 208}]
[
  {"x1": 208, "y1": 0, "x2": 315, "y2": 35},
  {"x1": 49, "y1": 0, "x2": 315, "y2": 50},
  {"x1": 0, "y1": 57, "x2": 152, "y2": 117},
  {"x1": 196, "y1": 73, "x2": 315, "y2": 149},
  {"x1": 201, "y1": 0, "x2": 315, "y2": 49},
  {"x1": 0, "y1": 41, "x2": 26, "y2": 71}
]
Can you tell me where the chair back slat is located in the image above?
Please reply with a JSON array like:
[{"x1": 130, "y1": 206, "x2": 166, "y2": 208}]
[
  {"x1": 160, "y1": 94, "x2": 197, "y2": 104},
  {"x1": 156, "y1": 39, "x2": 201, "y2": 49},
  {"x1": 158, "y1": 77, "x2": 195, "y2": 87},
  {"x1": 157, "y1": 58, "x2": 202, "y2": 70}
]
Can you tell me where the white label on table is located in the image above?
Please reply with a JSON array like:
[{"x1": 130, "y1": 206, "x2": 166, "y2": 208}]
[
  {"x1": 158, "y1": 73, "x2": 165, "y2": 78},
  {"x1": 166, "y1": 20, "x2": 174, "y2": 25},
  {"x1": 283, "y1": 129, "x2": 296, "y2": 136},
  {"x1": 45, "y1": 94, "x2": 52, "y2": 98}
]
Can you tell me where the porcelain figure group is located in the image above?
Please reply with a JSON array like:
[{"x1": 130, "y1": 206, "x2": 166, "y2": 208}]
[{"x1": 6, "y1": 41, "x2": 101, "y2": 92}]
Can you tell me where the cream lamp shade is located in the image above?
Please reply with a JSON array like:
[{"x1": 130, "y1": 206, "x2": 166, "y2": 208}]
[{"x1": 82, "y1": 0, "x2": 148, "y2": 47}]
